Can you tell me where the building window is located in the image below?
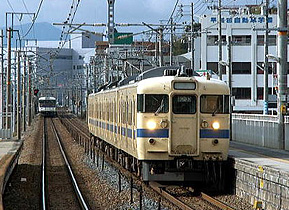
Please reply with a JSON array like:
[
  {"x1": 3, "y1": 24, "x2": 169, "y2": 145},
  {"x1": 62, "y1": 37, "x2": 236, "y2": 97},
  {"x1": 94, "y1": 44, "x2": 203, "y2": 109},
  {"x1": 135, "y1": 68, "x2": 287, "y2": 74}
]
[
  {"x1": 232, "y1": 62, "x2": 251, "y2": 74},
  {"x1": 207, "y1": 62, "x2": 226, "y2": 74},
  {"x1": 257, "y1": 35, "x2": 276, "y2": 46},
  {"x1": 207, "y1": 35, "x2": 226, "y2": 46},
  {"x1": 257, "y1": 87, "x2": 264, "y2": 99},
  {"x1": 232, "y1": 35, "x2": 251, "y2": 45},
  {"x1": 257, "y1": 87, "x2": 277, "y2": 100},
  {"x1": 232, "y1": 88, "x2": 251, "y2": 99}
]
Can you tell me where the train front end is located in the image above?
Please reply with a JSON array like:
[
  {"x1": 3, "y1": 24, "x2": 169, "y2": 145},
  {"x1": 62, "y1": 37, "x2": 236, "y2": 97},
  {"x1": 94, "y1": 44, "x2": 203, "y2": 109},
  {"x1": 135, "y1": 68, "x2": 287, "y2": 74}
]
[
  {"x1": 136, "y1": 74, "x2": 230, "y2": 184},
  {"x1": 38, "y1": 97, "x2": 57, "y2": 116}
]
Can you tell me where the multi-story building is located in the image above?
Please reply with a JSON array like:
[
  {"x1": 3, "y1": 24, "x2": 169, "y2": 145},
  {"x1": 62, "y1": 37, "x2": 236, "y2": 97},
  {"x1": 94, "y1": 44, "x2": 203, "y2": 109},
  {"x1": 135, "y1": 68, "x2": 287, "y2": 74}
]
[{"x1": 199, "y1": 7, "x2": 279, "y2": 113}]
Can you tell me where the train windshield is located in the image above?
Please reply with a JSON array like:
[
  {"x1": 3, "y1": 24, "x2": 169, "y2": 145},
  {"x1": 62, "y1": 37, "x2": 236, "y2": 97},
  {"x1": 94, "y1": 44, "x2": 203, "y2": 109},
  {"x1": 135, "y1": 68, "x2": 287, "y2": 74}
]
[
  {"x1": 137, "y1": 94, "x2": 169, "y2": 113},
  {"x1": 172, "y1": 95, "x2": 196, "y2": 114},
  {"x1": 200, "y1": 95, "x2": 229, "y2": 114},
  {"x1": 39, "y1": 100, "x2": 56, "y2": 107}
]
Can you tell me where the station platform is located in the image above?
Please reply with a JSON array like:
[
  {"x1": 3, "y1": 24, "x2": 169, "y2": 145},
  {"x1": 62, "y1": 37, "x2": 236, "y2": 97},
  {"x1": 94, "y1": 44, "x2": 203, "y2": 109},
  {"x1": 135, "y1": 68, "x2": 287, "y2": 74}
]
[
  {"x1": 0, "y1": 139, "x2": 23, "y2": 210},
  {"x1": 229, "y1": 141, "x2": 289, "y2": 210}
]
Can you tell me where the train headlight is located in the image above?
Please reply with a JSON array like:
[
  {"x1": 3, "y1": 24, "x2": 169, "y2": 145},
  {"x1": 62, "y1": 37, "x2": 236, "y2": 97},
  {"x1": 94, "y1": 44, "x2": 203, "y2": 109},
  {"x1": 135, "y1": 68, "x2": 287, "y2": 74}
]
[
  {"x1": 212, "y1": 121, "x2": 220, "y2": 130},
  {"x1": 147, "y1": 120, "x2": 157, "y2": 130}
]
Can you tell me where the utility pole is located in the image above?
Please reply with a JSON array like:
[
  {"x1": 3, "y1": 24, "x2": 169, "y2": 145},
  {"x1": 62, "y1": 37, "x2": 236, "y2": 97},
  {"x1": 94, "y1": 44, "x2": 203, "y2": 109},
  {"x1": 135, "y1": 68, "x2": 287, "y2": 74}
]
[
  {"x1": 86, "y1": 65, "x2": 89, "y2": 121},
  {"x1": 218, "y1": 0, "x2": 223, "y2": 80},
  {"x1": 17, "y1": 51, "x2": 21, "y2": 139},
  {"x1": 28, "y1": 60, "x2": 32, "y2": 126},
  {"x1": 277, "y1": 0, "x2": 287, "y2": 149},
  {"x1": 191, "y1": 2, "x2": 194, "y2": 70},
  {"x1": 0, "y1": 30, "x2": 4, "y2": 129},
  {"x1": 170, "y1": 18, "x2": 173, "y2": 66},
  {"x1": 158, "y1": 27, "x2": 164, "y2": 67},
  {"x1": 155, "y1": 33, "x2": 158, "y2": 66},
  {"x1": 263, "y1": 0, "x2": 269, "y2": 115},
  {"x1": 22, "y1": 55, "x2": 27, "y2": 131},
  {"x1": 93, "y1": 59, "x2": 97, "y2": 93},
  {"x1": 227, "y1": 36, "x2": 232, "y2": 140},
  {"x1": 6, "y1": 28, "x2": 12, "y2": 130}
]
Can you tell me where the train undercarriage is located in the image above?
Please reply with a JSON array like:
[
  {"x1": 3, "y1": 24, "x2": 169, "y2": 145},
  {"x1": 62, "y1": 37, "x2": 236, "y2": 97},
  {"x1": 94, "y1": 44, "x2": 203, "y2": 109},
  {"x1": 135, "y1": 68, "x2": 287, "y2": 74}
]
[{"x1": 91, "y1": 134, "x2": 228, "y2": 191}]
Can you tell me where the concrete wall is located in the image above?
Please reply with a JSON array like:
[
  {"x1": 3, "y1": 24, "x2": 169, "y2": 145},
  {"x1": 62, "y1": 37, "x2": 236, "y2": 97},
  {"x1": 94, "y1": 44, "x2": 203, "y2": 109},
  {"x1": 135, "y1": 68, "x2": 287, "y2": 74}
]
[{"x1": 232, "y1": 158, "x2": 289, "y2": 210}]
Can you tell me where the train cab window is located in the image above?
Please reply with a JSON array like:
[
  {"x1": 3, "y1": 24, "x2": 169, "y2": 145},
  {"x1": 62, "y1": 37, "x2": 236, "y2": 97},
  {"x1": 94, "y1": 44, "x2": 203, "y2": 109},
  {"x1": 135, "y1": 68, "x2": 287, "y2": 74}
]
[
  {"x1": 200, "y1": 95, "x2": 229, "y2": 114},
  {"x1": 172, "y1": 95, "x2": 196, "y2": 114},
  {"x1": 39, "y1": 100, "x2": 56, "y2": 107},
  {"x1": 137, "y1": 94, "x2": 169, "y2": 113}
]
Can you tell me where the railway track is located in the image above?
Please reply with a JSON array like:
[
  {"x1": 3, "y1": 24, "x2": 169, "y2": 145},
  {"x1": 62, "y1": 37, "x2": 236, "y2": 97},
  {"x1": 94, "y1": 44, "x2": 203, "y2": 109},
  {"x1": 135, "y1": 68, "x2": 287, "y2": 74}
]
[
  {"x1": 42, "y1": 117, "x2": 89, "y2": 210},
  {"x1": 57, "y1": 113, "x2": 246, "y2": 210},
  {"x1": 150, "y1": 182, "x2": 236, "y2": 210}
]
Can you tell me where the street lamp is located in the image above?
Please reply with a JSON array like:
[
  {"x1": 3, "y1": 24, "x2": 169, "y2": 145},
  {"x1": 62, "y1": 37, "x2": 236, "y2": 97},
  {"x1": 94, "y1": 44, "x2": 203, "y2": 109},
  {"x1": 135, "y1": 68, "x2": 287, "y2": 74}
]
[{"x1": 266, "y1": 54, "x2": 280, "y2": 62}]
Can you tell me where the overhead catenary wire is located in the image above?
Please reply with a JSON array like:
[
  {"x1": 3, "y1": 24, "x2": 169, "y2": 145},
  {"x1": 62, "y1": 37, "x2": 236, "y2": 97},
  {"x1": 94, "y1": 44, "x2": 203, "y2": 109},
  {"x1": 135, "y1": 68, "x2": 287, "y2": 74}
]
[
  {"x1": 21, "y1": 0, "x2": 36, "y2": 39},
  {"x1": 22, "y1": 0, "x2": 44, "y2": 38}
]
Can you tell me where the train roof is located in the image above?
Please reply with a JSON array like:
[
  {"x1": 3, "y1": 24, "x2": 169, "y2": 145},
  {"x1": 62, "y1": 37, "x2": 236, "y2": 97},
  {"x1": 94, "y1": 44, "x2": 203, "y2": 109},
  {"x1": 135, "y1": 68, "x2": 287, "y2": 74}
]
[
  {"x1": 137, "y1": 75, "x2": 229, "y2": 94},
  {"x1": 39, "y1": 97, "x2": 56, "y2": 101},
  {"x1": 90, "y1": 66, "x2": 229, "y2": 96}
]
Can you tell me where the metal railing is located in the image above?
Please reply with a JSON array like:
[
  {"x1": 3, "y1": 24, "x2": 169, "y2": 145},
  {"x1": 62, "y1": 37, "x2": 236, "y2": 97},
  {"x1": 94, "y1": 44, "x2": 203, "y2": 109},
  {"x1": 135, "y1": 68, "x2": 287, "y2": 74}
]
[
  {"x1": 232, "y1": 113, "x2": 289, "y2": 150},
  {"x1": 0, "y1": 112, "x2": 13, "y2": 139}
]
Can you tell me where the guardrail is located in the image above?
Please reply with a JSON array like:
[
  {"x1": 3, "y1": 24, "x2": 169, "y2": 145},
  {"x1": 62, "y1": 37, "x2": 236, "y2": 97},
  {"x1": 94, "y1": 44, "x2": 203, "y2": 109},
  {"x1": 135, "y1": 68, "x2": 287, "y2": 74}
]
[{"x1": 232, "y1": 113, "x2": 289, "y2": 150}]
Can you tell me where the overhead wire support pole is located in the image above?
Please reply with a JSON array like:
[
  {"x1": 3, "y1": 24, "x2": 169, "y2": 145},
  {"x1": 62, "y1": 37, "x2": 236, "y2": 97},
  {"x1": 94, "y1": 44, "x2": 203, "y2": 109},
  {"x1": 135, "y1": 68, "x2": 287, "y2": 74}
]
[
  {"x1": 6, "y1": 28, "x2": 12, "y2": 130},
  {"x1": 22, "y1": 55, "x2": 27, "y2": 132},
  {"x1": 158, "y1": 27, "x2": 164, "y2": 67},
  {"x1": 17, "y1": 51, "x2": 21, "y2": 139},
  {"x1": 218, "y1": 0, "x2": 223, "y2": 80},
  {"x1": 28, "y1": 59, "x2": 32, "y2": 126},
  {"x1": 170, "y1": 18, "x2": 173, "y2": 66},
  {"x1": 264, "y1": 0, "x2": 269, "y2": 115},
  {"x1": 0, "y1": 30, "x2": 4, "y2": 128},
  {"x1": 277, "y1": 0, "x2": 287, "y2": 150},
  {"x1": 227, "y1": 36, "x2": 232, "y2": 141},
  {"x1": 191, "y1": 2, "x2": 194, "y2": 71}
]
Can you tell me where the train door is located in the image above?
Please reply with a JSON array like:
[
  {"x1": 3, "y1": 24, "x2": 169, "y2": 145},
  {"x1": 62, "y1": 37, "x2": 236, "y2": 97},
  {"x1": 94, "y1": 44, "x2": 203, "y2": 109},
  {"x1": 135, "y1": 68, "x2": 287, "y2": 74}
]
[{"x1": 170, "y1": 94, "x2": 198, "y2": 156}]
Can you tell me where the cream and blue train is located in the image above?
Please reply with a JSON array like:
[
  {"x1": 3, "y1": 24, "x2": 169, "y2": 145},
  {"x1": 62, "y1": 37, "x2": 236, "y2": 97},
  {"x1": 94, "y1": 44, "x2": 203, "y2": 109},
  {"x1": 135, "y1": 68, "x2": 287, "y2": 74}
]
[{"x1": 88, "y1": 68, "x2": 230, "y2": 186}]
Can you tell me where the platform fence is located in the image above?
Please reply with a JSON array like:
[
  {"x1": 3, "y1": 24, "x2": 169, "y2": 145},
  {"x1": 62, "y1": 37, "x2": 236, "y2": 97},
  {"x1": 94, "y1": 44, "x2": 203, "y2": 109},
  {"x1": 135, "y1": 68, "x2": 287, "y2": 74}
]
[
  {"x1": 232, "y1": 113, "x2": 283, "y2": 149},
  {"x1": 0, "y1": 112, "x2": 12, "y2": 139}
]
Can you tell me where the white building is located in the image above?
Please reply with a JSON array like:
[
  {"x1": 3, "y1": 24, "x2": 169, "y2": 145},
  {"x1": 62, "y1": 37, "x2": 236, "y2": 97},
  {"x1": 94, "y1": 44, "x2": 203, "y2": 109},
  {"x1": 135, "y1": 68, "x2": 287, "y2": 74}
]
[{"x1": 200, "y1": 10, "x2": 280, "y2": 113}]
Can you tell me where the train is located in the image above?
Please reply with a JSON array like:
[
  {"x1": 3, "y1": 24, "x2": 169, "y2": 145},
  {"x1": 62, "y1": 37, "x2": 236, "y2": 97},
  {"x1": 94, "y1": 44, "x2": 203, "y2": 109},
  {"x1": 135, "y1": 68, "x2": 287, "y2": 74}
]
[
  {"x1": 38, "y1": 97, "x2": 57, "y2": 116},
  {"x1": 87, "y1": 67, "x2": 230, "y2": 188}
]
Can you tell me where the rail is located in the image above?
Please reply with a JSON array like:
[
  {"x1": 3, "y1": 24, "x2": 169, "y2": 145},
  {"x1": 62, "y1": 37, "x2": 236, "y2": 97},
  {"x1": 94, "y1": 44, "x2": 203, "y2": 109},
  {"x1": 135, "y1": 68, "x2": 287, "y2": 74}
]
[
  {"x1": 149, "y1": 182, "x2": 194, "y2": 210},
  {"x1": 42, "y1": 116, "x2": 89, "y2": 210},
  {"x1": 41, "y1": 117, "x2": 47, "y2": 210},
  {"x1": 50, "y1": 119, "x2": 89, "y2": 210},
  {"x1": 200, "y1": 192, "x2": 235, "y2": 210}
]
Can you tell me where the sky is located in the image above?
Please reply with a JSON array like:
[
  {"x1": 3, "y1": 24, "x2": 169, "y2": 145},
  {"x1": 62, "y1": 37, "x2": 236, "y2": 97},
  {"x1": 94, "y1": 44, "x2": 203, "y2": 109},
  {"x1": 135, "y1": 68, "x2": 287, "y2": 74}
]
[{"x1": 0, "y1": 0, "x2": 269, "y2": 40}]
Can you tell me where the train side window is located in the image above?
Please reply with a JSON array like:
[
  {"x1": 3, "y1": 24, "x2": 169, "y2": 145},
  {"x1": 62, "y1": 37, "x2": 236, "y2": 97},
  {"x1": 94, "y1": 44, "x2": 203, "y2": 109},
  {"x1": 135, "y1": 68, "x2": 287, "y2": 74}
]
[
  {"x1": 173, "y1": 95, "x2": 196, "y2": 114},
  {"x1": 137, "y1": 94, "x2": 169, "y2": 113},
  {"x1": 137, "y1": 94, "x2": 144, "y2": 112}
]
